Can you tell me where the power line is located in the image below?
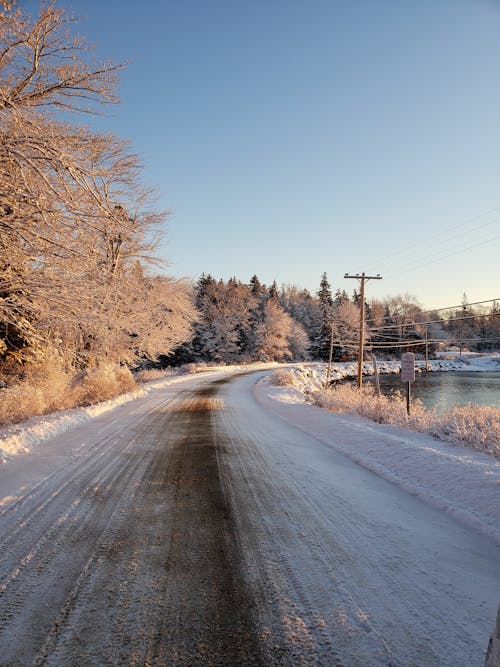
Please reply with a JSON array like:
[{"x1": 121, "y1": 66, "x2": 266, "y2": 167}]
[
  {"x1": 376, "y1": 220, "x2": 500, "y2": 277},
  {"x1": 365, "y1": 336, "x2": 500, "y2": 349},
  {"x1": 382, "y1": 231, "x2": 500, "y2": 280},
  {"x1": 368, "y1": 311, "x2": 500, "y2": 336},
  {"x1": 363, "y1": 203, "x2": 500, "y2": 274},
  {"x1": 364, "y1": 297, "x2": 500, "y2": 326}
]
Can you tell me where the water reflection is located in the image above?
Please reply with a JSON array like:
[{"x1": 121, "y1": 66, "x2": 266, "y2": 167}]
[{"x1": 366, "y1": 371, "x2": 500, "y2": 410}]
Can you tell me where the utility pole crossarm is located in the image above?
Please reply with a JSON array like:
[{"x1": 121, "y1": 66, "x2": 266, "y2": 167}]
[{"x1": 344, "y1": 272, "x2": 383, "y2": 388}]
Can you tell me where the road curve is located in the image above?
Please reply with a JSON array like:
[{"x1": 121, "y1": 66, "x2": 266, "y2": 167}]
[{"x1": 0, "y1": 370, "x2": 498, "y2": 666}]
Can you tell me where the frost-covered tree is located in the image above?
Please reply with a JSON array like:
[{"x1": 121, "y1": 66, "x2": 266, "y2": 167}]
[
  {"x1": 0, "y1": 1, "x2": 194, "y2": 370},
  {"x1": 255, "y1": 299, "x2": 309, "y2": 362},
  {"x1": 367, "y1": 295, "x2": 426, "y2": 355},
  {"x1": 268, "y1": 280, "x2": 279, "y2": 301},
  {"x1": 255, "y1": 300, "x2": 293, "y2": 362},
  {"x1": 249, "y1": 274, "x2": 263, "y2": 296},
  {"x1": 192, "y1": 279, "x2": 254, "y2": 363},
  {"x1": 332, "y1": 300, "x2": 359, "y2": 360},
  {"x1": 280, "y1": 284, "x2": 321, "y2": 343},
  {"x1": 287, "y1": 319, "x2": 310, "y2": 360}
]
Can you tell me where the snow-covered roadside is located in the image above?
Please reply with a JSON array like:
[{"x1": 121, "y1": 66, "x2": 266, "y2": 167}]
[
  {"x1": 255, "y1": 375, "x2": 500, "y2": 545},
  {"x1": 0, "y1": 362, "x2": 278, "y2": 463},
  {"x1": 283, "y1": 352, "x2": 500, "y2": 392}
]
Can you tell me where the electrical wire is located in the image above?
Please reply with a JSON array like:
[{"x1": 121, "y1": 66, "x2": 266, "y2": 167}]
[
  {"x1": 367, "y1": 311, "x2": 500, "y2": 336},
  {"x1": 364, "y1": 298, "x2": 500, "y2": 326},
  {"x1": 363, "y1": 203, "x2": 500, "y2": 274},
  {"x1": 382, "y1": 231, "x2": 500, "y2": 280}
]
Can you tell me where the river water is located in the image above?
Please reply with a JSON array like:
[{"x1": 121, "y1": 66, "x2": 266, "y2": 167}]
[{"x1": 367, "y1": 371, "x2": 500, "y2": 410}]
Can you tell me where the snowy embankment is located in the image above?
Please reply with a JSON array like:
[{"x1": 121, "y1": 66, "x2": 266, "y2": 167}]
[
  {"x1": 0, "y1": 363, "x2": 277, "y2": 463},
  {"x1": 298, "y1": 352, "x2": 500, "y2": 385},
  {"x1": 256, "y1": 363, "x2": 500, "y2": 545}
]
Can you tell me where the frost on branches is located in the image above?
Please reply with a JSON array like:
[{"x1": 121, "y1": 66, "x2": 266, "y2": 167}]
[{"x1": 0, "y1": 1, "x2": 195, "y2": 379}]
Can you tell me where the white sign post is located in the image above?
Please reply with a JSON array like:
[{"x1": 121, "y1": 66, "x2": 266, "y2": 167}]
[{"x1": 401, "y1": 352, "x2": 415, "y2": 415}]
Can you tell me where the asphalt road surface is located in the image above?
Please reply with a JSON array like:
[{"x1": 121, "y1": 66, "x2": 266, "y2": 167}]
[{"x1": 0, "y1": 370, "x2": 498, "y2": 666}]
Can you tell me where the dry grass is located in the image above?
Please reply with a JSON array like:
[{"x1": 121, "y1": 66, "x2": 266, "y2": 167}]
[
  {"x1": 314, "y1": 384, "x2": 500, "y2": 458},
  {"x1": 0, "y1": 361, "x2": 137, "y2": 426},
  {"x1": 134, "y1": 368, "x2": 174, "y2": 383},
  {"x1": 74, "y1": 364, "x2": 136, "y2": 406},
  {"x1": 428, "y1": 404, "x2": 500, "y2": 457},
  {"x1": 180, "y1": 362, "x2": 213, "y2": 374},
  {"x1": 269, "y1": 370, "x2": 297, "y2": 387}
]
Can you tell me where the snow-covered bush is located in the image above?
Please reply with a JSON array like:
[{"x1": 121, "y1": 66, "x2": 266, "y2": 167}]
[
  {"x1": 314, "y1": 384, "x2": 430, "y2": 429},
  {"x1": 180, "y1": 362, "x2": 213, "y2": 374},
  {"x1": 269, "y1": 370, "x2": 297, "y2": 387},
  {"x1": 429, "y1": 404, "x2": 500, "y2": 457},
  {"x1": 0, "y1": 357, "x2": 76, "y2": 425}
]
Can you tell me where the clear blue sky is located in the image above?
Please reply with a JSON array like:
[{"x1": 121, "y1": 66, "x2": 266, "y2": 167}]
[{"x1": 52, "y1": 1, "x2": 500, "y2": 308}]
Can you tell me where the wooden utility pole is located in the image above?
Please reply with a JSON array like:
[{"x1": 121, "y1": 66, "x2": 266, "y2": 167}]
[
  {"x1": 325, "y1": 320, "x2": 335, "y2": 387},
  {"x1": 425, "y1": 325, "x2": 429, "y2": 371},
  {"x1": 344, "y1": 272, "x2": 383, "y2": 388}
]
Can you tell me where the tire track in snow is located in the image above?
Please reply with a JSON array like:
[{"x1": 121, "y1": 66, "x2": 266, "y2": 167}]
[
  {"x1": 1, "y1": 382, "x2": 265, "y2": 666},
  {"x1": 217, "y1": 397, "x2": 394, "y2": 666},
  {"x1": 0, "y1": 393, "x2": 182, "y2": 665}
]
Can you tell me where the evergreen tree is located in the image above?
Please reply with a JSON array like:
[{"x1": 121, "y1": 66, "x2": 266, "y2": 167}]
[
  {"x1": 249, "y1": 275, "x2": 263, "y2": 296},
  {"x1": 195, "y1": 273, "x2": 216, "y2": 309},
  {"x1": 268, "y1": 280, "x2": 279, "y2": 301},
  {"x1": 311, "y1": 273, "x2": 334, "y2": 360}
]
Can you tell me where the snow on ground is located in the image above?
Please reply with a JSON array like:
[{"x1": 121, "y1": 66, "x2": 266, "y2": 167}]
[
  {"x1": 1, "y1": 356, "x2": 498, "y2": 546},
  {"x1": 280, "y1": 352, "x2": 500, "y2": 395},
  {"x1": 256, "y1": 372, "x2": 500, "y2": 545},
  {"x1": 0, "y1": 362, "x2": 277, "y2": 463}
]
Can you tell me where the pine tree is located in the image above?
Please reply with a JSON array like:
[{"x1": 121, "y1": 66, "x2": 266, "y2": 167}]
[
  {"x1": 311, "y1": 273, "x2": 334, "y2": 360},
  {"x1": 268, "y1": 280, "x2": 279, "y2": 301},
  {"x1": 249, "y1": 275, "x2": 263, "y2": 296},
  {"x1": 195, "y1": 274, "x2": 216, "y2": 308}
]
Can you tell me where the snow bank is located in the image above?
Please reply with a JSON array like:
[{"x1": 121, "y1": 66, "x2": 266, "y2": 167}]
[
  {"x1": 256, "y1": 376, "x2": 500, "y2": 545},
  {"x1": 276, "y1": 353, "x2": 500, "y2": 395},
  {"x1": 0, "y1": 385, "x2": 148, "y2": 463}
]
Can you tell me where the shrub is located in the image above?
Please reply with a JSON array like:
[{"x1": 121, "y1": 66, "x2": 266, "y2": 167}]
[
  {"x1": 0, "y1": 362, "x2": 137, "y2": 426},
  {"x1": 75, "y1": 365, "x2": 136, "y2": 405},
  {"x1": 0, "y1": 356, "x2": 74, "y2": 425},
  {"x1": 269, "y1": 370, "x2": 297, "y2": 387},
  {"x1": 429, "y1": 404, "x2": 500, "y2": 457},
  {"x1": 134, "y1": 368, "x2": 174, "y2": 383},
  {"x1": 180, "y1": 362, "x2": 212, "y2": 374}
]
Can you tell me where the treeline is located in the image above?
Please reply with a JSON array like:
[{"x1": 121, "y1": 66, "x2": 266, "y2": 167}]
[
  {"x1": 366, "y1": 294, "x2": 500, "y2": 356},
  {"x1": 0, "y1": 2, "x2": 194, "y2": 385},
  {"x1": 165, "y1": 272, "x2": 380, "y2": 365},
  {"x1": 164, "y1": 277, "x2": 500, "y2": 366}
]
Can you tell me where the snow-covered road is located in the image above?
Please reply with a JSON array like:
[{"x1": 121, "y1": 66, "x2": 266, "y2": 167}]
[{"x1": 0, "y1": 369, "x2": 498, "y2": 665}]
